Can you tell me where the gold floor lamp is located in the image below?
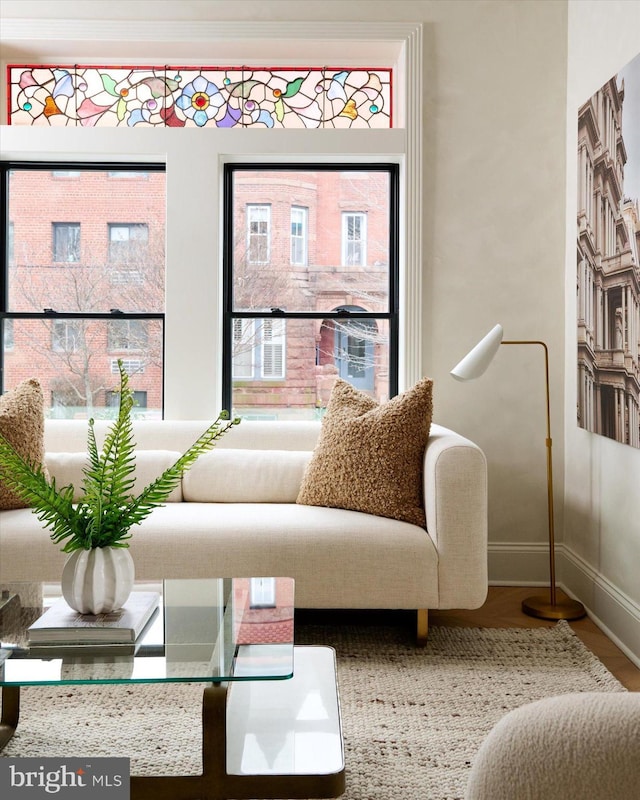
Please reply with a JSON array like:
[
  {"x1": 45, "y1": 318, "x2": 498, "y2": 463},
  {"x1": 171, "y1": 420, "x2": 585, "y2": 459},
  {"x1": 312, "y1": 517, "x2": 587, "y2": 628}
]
[{"x1": 450, "y1": 324, "x2": 586, "y2": 621}]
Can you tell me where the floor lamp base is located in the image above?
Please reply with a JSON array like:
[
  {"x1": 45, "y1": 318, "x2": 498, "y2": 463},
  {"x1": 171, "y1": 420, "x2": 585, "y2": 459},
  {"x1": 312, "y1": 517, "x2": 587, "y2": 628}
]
[{"x1": 522, "y1": 595, "x2": 587, "y2": 621}]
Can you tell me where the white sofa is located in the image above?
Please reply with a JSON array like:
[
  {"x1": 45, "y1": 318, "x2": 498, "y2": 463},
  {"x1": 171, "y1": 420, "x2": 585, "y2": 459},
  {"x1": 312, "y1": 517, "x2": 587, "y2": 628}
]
[{"x1": 0, "y1": 419, "x2": 488, "y2": 640}]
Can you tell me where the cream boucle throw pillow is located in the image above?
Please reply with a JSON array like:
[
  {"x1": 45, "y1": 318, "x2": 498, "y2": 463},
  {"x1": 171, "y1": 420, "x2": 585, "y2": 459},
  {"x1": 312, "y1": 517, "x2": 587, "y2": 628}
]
[
  {"x1": 0, "y1": 378, "x2": 48, "y2": 510},
  {"x1": 296, "y1": 377, "x2": 433, "y2": 527}
]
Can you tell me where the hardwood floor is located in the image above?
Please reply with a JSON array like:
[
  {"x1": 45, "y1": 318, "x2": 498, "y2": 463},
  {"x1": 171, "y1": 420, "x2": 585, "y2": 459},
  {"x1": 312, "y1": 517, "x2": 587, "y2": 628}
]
[{"x1": 430, "y1": 586, "x2": 640, "y2": 691}]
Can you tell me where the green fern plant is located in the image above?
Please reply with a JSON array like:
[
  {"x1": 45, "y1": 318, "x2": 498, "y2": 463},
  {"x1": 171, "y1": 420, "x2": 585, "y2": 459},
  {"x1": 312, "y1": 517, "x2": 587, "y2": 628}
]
[{"x1": 0, "y1": 361, "x2": 240, "y2": 553}]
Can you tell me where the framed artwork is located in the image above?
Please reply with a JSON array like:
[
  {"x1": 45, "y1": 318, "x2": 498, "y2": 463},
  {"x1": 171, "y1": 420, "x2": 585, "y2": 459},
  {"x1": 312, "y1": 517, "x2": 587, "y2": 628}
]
[{"x1": 577, "y1": 52, "x2": 640, "y2": 448}]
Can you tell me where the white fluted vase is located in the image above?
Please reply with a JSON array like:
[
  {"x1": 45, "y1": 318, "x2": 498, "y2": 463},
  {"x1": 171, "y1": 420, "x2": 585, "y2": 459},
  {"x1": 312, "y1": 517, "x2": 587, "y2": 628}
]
[{"x1": 61, "y1": 547, "x2": 135, "y2": 614}]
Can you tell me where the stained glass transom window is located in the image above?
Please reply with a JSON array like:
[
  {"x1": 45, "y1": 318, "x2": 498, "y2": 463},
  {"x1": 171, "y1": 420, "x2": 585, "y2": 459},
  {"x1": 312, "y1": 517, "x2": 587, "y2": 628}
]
[{"x1": 8, "y1": 65, "x2": 392, "y2": 129}]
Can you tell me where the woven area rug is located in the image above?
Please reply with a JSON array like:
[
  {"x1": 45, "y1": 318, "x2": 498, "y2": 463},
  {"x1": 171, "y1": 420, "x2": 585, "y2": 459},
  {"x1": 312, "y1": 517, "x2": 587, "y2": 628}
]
[{"x1": 1, "y1": 621, "x2": 625, "y2": 800}]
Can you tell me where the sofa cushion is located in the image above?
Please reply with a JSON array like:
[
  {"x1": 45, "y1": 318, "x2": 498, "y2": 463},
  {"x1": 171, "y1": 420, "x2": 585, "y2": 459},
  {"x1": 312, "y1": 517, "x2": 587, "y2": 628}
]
[
  {"x1": 182, "y1": 449, "x2": 312, "y2": 503},
  {"x1": 0, "y1": 378, "x2": 48, "y2": 510},
  {"x1": 0, "y1": 503, "x2": 440, "y2": 608},
  {"x1": 45, "y1": 450, "x2": 184, "y2": 502},
  {"x1": 296, "y1": 377, "x2": 433, "y2": 527}
]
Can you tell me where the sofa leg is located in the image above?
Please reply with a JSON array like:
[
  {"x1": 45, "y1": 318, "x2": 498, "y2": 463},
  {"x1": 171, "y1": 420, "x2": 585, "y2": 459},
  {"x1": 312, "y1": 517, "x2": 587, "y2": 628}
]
[{"x1": 417, "y1": 609, "x2": 428, "y2": 646}]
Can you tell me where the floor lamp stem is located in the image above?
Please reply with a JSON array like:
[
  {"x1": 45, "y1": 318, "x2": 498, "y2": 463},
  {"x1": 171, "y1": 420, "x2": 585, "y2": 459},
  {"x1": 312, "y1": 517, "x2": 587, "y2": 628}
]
[{"x1": 501, "y1": 340, "x2": 585, "y2": 621}]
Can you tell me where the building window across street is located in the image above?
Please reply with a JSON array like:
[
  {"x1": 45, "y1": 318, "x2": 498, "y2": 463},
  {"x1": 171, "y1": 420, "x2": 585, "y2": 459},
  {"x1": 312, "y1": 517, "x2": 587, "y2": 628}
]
[
  {"x1": 109, "y1": 223, "x2": 149, "y2": 263},
  {"x1": 51, "y1": 319, "x2": 81, "y2": 352},
  {"x1": 108, "y1": 319, "x2": 149, "y2": 352},
  {"x1": 106, "y1": 389, "x2": 147, "y2": 408},
  {"x1": 247, "y1": 205, "x2": 271, "y2": 265},
  {"x1": 290, "y1": 206, "x2": 308, "y2": 266},
  {"x1": 3, "y1": 319, "x2": 14, "y2": 351},
  {"x1": 232, "y1": 318, "x2": 285, "y2": 380},
  {"x1": 53, "y1": 222, "x2": 81, "y2": 263},
  {"x1": 342, "y1": 212, "x2": 367, "y2": 266}
]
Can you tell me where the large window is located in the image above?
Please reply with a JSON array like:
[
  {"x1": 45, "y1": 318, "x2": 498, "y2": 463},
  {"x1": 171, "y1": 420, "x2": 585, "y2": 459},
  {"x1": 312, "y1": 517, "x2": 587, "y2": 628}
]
[
  {"x1": 2, "y1": 20, "x2": 421, "y2": 423},
  {"x1": 224, "y1": 164, "x2": 398, "y2": 419},
  {"x1": 1, "y1": 163, "x2": 166, "y2": 419}
]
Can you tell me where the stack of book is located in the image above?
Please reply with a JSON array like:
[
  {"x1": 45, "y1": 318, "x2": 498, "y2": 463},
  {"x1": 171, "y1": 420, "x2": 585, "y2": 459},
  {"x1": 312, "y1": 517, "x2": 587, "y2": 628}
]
[{"x1": 27, "y1": 591, "x2": 160, "y2": 656}]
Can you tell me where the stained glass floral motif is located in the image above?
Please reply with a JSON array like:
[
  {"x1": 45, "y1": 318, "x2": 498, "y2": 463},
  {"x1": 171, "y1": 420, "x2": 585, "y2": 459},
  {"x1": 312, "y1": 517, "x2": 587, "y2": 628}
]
[{"x1": 8, "y1": 65, "x2": 392, "y2": 128}]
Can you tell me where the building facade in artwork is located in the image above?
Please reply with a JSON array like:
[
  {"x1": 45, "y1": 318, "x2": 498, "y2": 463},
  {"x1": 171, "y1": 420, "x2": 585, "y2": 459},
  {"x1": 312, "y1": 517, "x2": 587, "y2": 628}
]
[{"x1": 577, "y1": 73, "x2": 640, "y2": 448}]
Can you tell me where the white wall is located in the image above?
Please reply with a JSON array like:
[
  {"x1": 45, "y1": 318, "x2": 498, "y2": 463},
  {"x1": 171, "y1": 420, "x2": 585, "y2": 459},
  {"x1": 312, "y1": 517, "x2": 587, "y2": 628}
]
[
  {"x1": 565, "y1": 0, "x2": 640, "y2": 661},
  {"x1": 7, "y1": 0, "x2": 639, "y2": 657},
  {"x1": 417, "y1": 1, "x2": 569, "y2": 581}
]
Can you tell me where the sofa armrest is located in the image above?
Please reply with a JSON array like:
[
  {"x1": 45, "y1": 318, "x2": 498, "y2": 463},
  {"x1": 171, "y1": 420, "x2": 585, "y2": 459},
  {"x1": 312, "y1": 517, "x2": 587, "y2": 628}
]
[
  {"x1": 424, "y1": 424, "x2": 488, "y2": 609},
  {"x1": 465, "y1": 693, "x2": 640, "y2": 800}
]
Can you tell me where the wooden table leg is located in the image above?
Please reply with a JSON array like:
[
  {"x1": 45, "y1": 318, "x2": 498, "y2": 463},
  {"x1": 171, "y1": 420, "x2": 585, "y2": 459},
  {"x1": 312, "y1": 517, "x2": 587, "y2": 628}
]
[
  {"x1": 0, "y1": 685, "x2": 20, "y2": 751},
  {"x1": 131, "y1": 683, "x2": 229, "y2": 800}
]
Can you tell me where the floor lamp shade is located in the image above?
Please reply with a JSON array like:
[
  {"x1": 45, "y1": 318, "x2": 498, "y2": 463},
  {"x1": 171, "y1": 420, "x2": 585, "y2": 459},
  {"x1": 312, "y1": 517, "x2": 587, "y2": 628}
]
[
  {"x1": 451, "y1": 324, "x2": 504, "y2": 381},
  {"x1": 450, "y1": 324, "x2": 586, "y2": 622}
]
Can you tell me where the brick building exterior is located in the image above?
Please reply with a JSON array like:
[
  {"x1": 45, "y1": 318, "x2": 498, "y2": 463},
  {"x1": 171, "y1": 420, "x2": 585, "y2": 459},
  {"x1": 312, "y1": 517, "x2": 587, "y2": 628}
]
[{"x1": 4, "y1": 166, "x2": 392, "y2": 418}]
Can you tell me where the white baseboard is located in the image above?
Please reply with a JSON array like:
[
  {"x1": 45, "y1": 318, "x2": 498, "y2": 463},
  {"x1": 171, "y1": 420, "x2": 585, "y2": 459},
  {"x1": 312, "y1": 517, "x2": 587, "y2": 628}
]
[
  {"x1": 488, "y1": 541, "x2": 640, "y2": 668},
  {"x1": 488, "y1": 541, "x2": 550, "y2": 585}
]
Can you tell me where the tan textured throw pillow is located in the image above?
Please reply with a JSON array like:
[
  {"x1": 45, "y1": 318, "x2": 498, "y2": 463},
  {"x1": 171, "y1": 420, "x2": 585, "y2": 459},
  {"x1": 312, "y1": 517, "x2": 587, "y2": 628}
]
[
  {"x1": 0, "y1": 378, "x2": 48, "y2": 510},
  {"x1": 296, "y1": 377, "x2": 433, "y2": 527}
]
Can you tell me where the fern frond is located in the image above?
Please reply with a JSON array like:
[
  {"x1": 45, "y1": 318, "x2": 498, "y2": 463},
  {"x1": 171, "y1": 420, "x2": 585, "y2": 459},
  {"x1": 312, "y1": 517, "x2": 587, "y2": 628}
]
[
  {"x1": 85, "y1": 419, "x2": 101, "y2": 475},
  {"x1": 81, "y1": 361, "x2": 137, "y2": 540},
  {"x1": 117, "y1": 413, "x2": 240, "y2": 529},
  {"x1": 0, "y1": 433, "x2": 83, "y2": 547},
  {"x1": 0, "y1": 361, "x2": 241, "y2": 553}
]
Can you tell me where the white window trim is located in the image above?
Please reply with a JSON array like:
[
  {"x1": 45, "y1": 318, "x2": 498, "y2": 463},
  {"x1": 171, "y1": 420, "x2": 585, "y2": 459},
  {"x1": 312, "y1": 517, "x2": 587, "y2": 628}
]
[{"x1": 0, "y1": 20, "x2": 423, "y2": 418}]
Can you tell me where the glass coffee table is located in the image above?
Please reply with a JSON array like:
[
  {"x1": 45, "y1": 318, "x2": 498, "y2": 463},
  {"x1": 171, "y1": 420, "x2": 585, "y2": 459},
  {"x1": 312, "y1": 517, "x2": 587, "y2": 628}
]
[{"x1": 0, "y1": 577, "x2": 345, "y2": 799}]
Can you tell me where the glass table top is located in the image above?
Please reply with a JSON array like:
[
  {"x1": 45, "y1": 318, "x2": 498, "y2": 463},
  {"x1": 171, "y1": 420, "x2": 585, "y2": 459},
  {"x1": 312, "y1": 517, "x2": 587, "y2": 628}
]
[{"x1": 0, "y1": 577, "x2": 294, "y2": 686}]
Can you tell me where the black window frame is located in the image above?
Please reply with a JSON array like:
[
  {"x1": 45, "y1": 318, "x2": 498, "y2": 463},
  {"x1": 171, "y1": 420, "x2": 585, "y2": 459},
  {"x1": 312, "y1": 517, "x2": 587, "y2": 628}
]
[
  {"x1": 0, "y1": 161, "x2": 166, "y2": 408},
  {"x1": 222, "y1": 162, "x2": 399, "y2": 414}
]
